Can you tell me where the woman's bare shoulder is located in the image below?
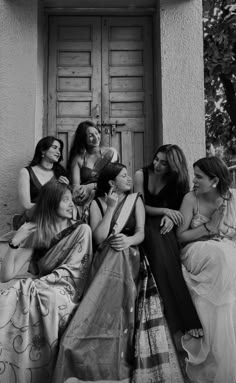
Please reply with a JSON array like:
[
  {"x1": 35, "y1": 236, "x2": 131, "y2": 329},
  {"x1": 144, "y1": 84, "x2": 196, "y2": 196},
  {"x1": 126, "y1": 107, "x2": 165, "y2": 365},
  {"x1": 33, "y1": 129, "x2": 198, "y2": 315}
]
[
  {"x1": 71, "y1": 154, "x2": 83, "y2": 167},
  {"x1": 182, "y1": 190, "x2": 196, "y2": 203},
  {"x1": 19, "y1": 167, "x2": 30, "y2": 178}
]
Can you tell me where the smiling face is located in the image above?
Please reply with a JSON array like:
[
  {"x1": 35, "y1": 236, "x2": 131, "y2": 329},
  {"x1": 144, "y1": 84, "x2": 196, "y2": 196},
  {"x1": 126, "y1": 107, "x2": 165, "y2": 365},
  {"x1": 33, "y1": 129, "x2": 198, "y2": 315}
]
[
  {"x1": 85, "y1": 126, "x2": 101, "y2": 148},
  {"x1": 112, "y1": 167, "x2": 132, "y2": 193},
  {"x1": 153, "y1": 151, "x2": 169, "y2": 176},
  {"x1": 44, "y1": 140, "x2": 62, "y2": 163},
  {"x1": 56, "y1": 189, "x2": 74, "y2": 220},
  {"x1": 193, "y1": 166, "x2": 216, "y2": 194}
]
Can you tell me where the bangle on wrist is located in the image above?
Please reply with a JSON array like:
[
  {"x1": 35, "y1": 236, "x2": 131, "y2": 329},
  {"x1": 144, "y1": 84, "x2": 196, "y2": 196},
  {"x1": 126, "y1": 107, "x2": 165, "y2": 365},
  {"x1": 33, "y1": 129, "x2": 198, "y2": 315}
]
[
  {"x1": 9, "y1": 240, "x2": 20, "y2": 249},
  {"x1": 203, "y1": 223, "x2": 213, "y2": 235}
]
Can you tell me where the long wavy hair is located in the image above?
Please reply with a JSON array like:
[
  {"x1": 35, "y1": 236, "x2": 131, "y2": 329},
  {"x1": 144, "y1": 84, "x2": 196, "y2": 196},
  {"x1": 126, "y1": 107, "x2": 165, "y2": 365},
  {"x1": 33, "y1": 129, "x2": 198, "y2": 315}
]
[
  {"x1": 29, "y1": 136, "x2": 66, "y2": 178},
  {"x1": 31, "y1": 179, "x2": 72, "y2": 248},
  {"x1": 67, "y1": 120, "x2": 99, "y2": 174},
  {"x1": 193, "y1": 156, "x2": 232, "y2": 198},
  {"x1": 148, "y1": 144, "x2": 190, "y2": 197},
  {"x1": 95, "y1": 163, "x2": 127, "y2": 197}
]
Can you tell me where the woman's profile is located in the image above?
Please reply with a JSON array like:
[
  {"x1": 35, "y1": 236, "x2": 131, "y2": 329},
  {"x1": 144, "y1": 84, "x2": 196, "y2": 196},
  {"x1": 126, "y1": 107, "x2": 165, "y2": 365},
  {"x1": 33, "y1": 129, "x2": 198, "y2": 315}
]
[{"x1": 177, "y1": 156, "x2": 236, "y2": 383}]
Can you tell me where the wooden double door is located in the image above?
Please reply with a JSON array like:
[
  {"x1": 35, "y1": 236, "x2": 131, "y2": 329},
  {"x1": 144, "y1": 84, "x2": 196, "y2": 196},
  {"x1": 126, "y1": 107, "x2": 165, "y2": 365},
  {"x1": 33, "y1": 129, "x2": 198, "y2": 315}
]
[{"x1": 48, "y1": 16, "x2": 154, "y2": 175}]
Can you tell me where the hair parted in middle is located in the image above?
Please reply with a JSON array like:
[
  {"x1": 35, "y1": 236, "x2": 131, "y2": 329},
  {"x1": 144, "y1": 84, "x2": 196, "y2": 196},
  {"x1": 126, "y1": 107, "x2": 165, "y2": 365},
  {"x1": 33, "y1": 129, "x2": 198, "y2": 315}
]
[
  {"x1": 67, "y1": 120, "x2": 100, "y2": 174},
  {"x1": 31, "y1": 179, "x2": 73, "y2": 249},
  {"x1": 149, "y1": 144, "x2": 190, "y2": 197}
]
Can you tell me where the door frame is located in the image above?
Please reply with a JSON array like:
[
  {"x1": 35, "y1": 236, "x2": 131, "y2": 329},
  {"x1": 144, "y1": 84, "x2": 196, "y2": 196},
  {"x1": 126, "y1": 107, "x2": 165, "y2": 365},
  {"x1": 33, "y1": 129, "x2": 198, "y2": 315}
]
[{"x1": 43, "y1": 6, "x2": 160, "y2": 162}]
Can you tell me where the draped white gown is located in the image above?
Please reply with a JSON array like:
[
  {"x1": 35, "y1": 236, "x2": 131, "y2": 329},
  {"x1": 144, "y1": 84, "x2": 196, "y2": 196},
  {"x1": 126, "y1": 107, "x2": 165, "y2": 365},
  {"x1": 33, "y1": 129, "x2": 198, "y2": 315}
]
[{"x1": 180, "y1": 190, "x2": 236, "y2": 383}]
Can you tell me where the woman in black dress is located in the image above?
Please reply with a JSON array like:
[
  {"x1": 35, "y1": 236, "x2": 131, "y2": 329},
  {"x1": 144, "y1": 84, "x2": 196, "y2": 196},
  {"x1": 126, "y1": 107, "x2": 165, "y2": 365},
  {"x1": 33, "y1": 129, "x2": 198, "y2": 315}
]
[{"x1": 134, "y1": 144, "x2": 203, "y2": 341}]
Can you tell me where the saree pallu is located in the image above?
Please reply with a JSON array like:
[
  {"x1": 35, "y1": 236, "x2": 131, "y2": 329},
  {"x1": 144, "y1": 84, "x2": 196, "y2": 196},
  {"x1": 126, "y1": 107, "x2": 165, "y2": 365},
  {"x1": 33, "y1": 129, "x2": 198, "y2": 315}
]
[
  {"x1": 0, "y1": 223, "x2": 93, "y2": 383},
  {"x1": 53, "y1": 241, "x2": 184, "y2": 383},
  {"x1": 181, "y1": 238, "x2": 236, "y2": 383}
]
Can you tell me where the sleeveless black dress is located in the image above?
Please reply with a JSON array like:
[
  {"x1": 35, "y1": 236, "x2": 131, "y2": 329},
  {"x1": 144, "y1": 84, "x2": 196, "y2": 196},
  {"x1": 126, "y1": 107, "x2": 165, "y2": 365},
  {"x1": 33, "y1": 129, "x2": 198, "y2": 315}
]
[{"x1": 142, "y1": 167, "x2": 202, "y2": 334}]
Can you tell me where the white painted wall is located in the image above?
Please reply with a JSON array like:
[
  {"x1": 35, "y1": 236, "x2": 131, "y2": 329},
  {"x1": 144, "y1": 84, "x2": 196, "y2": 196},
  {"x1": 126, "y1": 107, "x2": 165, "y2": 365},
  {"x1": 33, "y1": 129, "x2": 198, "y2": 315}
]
[
  {"x1": 155, "y1": 0, "x2": 205, "y2": 177},
  {"x1": 0, "y1": 0, "x2": 43, "y2": 235}
]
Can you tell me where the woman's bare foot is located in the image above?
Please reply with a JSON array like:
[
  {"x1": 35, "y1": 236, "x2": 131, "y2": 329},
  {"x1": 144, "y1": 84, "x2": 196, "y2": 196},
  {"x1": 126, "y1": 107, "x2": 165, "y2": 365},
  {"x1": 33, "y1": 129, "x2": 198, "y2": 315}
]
[{"x1": 187, "y1": 328, "x2": 204, "y2": 338}]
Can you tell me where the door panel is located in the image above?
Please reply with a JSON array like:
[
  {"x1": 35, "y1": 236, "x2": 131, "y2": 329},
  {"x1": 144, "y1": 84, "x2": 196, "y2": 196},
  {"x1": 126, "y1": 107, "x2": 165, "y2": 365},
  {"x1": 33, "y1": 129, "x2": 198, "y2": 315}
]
[
  {"x1": 48, "y1": 16, "x2": 153, "y2": 174},
  {"x1": 48, "y1": 17, "x2": 101, "y2": 166},
  {"x1": 101, "y1": 17, "x2": 153, "y2": 175}
]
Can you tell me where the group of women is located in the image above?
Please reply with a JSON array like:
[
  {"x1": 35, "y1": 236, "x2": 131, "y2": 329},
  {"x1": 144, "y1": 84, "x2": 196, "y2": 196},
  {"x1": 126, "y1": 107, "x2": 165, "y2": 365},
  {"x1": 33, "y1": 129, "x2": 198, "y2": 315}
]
[{"x1": 0, "y1": 120, "x2": 236, "y2": 383}]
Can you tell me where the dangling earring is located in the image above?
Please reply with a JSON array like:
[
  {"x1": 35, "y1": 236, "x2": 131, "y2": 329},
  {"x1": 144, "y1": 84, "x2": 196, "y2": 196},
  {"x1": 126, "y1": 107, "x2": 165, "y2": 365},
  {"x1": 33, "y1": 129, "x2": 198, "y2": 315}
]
[{"x1": 42, "y1": 153, "x2": 44, "y2": 157}]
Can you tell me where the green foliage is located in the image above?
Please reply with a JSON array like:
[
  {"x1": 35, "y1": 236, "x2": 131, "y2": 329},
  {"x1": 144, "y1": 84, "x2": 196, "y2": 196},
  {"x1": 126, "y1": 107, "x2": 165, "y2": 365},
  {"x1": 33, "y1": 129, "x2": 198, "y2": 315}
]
[{"x1": 204, "y1": 0, "x2": 236, "y2": 161}]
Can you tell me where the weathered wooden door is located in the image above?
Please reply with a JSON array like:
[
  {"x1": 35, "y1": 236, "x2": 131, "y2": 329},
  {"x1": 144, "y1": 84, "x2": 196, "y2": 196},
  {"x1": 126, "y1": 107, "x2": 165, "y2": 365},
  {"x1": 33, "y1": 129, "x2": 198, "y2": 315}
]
[{"x1": 48, "y1": 16, "x2": 153, "y2": 175}]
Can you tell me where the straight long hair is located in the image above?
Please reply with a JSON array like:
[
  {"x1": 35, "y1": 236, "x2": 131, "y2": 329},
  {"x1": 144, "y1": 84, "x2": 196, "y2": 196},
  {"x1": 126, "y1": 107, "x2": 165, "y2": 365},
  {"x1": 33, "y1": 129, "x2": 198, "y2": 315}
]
[
  {"x1": 149, "y1": 144, "x2": 190, "y2": 197},
  {"x1": 29, "y1": 136, "x2": 66, "y2": 178},
  {"x1": 31, "y1": 179, "x2": 72, "y2": 248},
  {"x1": 67, "y1": 120, "x2": 99, "y2": 176}
]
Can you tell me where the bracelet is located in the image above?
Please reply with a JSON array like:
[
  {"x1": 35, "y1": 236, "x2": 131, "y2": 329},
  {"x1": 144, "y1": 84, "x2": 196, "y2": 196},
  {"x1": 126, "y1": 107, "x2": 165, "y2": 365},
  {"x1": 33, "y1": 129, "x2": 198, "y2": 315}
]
[
  {"x1": 9, "y1": 240, "x2": 20, "y2": 249},
  {"x1": 203, "y1": 223, "x2": 213, "y2": 235}
]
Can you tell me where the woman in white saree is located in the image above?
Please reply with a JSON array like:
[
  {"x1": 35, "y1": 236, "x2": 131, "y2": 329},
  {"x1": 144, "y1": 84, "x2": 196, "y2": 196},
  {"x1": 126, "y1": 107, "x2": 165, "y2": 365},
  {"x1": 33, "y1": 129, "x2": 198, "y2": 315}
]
[{"x1": 177, "y1": 156, "x2": 236, "y2": 383}]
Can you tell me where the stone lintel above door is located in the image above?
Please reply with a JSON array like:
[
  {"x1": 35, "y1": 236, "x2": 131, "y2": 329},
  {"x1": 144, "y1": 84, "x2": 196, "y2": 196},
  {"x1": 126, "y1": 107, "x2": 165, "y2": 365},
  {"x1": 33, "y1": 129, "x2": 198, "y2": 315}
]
[{"x1": 44, "y1": 0, "x2": 157, "y2": 12}]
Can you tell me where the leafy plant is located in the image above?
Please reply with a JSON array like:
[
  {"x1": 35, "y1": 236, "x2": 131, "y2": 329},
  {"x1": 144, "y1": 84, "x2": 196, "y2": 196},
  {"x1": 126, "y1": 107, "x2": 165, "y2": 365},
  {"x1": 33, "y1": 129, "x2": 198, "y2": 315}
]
[{"x1": 204, "y1": 0, "x2": 236, "y2": 163}]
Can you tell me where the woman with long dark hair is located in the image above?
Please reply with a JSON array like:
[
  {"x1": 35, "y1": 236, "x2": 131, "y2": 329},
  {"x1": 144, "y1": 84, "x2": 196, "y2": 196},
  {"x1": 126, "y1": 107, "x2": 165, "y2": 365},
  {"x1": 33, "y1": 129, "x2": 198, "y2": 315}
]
[
  {"x1": 0, "y1": 179, "x2": 92, "y2": 383},
  {"x1": 67, "y1": 120, "x2": 118, "y2": 221},
  {"x1": 16, "y1": 136, "x2": 68, "y2": 228},
  {"x1": 134, "y1": 144, "x2": 203, "y2": 342}
]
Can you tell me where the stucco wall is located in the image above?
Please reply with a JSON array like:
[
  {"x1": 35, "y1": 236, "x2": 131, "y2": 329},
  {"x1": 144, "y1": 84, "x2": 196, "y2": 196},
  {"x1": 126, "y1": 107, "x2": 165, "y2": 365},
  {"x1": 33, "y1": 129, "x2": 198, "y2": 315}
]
[
  {"x1": 155, "y1": 0, "x2": 205, "y2": 175},
  {"x1": 0, "y1": 0, "x2": 40, "y2": 234}
]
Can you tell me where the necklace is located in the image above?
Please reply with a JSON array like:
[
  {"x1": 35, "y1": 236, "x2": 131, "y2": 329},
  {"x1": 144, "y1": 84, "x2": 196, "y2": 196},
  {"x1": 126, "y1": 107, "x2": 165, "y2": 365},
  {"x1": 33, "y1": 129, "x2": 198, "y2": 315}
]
[{"x1": 38, "y1": 163, "x2": 53, "y2": 171}]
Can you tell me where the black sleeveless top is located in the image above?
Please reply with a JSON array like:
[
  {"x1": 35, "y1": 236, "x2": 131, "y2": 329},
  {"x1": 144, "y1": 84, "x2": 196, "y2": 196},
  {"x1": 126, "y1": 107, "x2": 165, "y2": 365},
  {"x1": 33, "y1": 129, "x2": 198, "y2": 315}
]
[
  {"x1": 142, "y1": 167, "x2": 182, "y2": 210},
  {"x1": 25, "y1": 165, "x2": 66, "y2": 203},
  {"x1": 25, "y1": 166, "x2": 43, "y2": 203}
]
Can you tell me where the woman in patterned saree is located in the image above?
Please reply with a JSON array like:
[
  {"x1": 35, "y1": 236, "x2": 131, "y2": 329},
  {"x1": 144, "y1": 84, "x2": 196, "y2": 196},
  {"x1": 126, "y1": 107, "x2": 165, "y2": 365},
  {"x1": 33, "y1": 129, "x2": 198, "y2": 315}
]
[
  {"x1": 67, "y1": 120, "x2": 118, "y2": 221},
  {"x1": 53, "y1": 163, "x2": 185, "y2": 383},
  {"x1": 14, "y1": 136, "x2": 69, "y2": 230},
  {"x1": 0, "y1": 179, "x2": 93, "y2": 383}
]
